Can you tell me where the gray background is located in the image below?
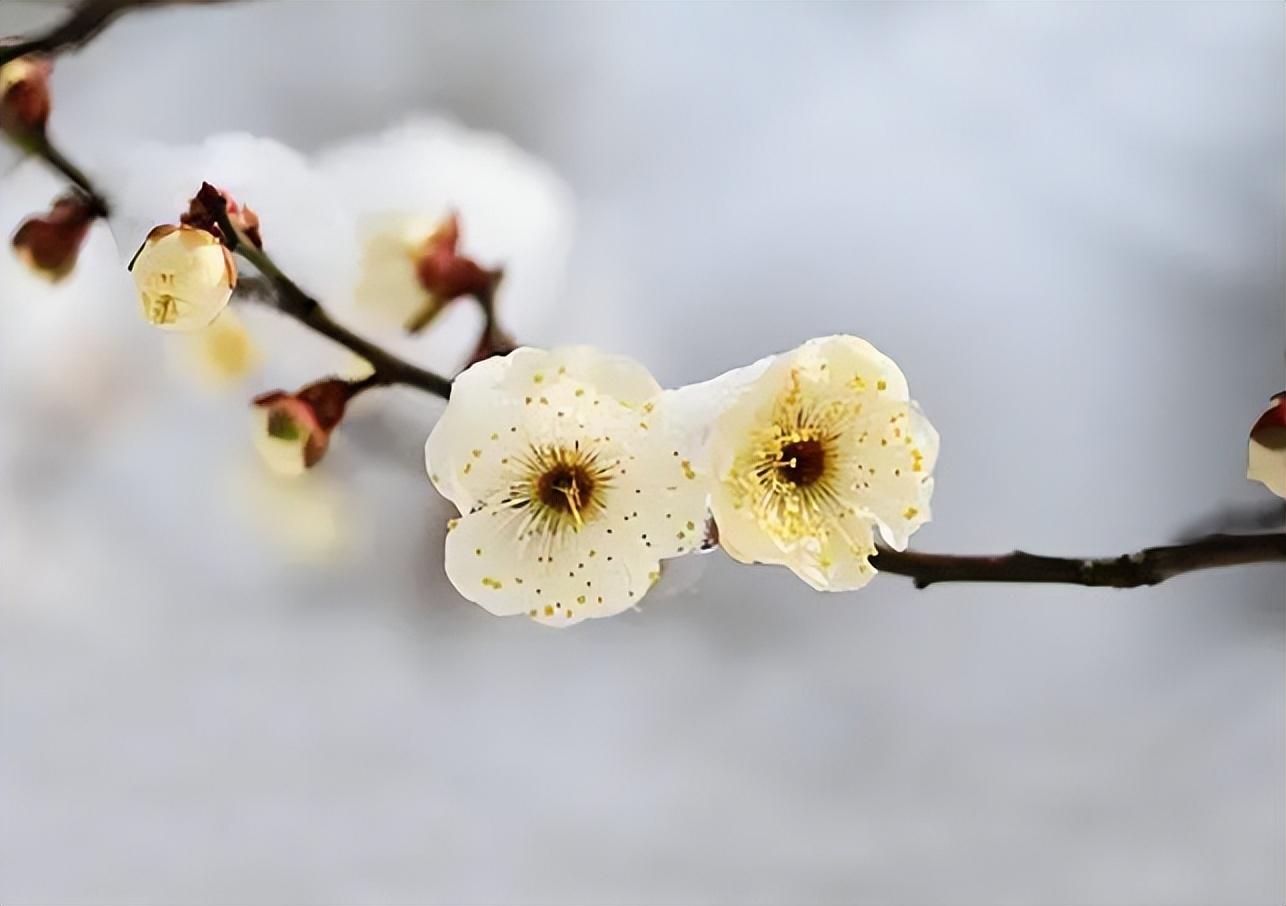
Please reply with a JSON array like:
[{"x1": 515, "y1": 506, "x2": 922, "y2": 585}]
[{"x1": 1, "y1": 2, "x2": 1283, "y2": 904}]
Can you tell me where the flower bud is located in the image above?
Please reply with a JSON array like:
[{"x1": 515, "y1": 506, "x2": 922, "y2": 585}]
[
  {"x1": 129, "y1": 224, "x2": 236, "y2": 331},
  {"x1": 405, "y1": 212, "x2": 501, "y2": 333},
  {"x1": 252, "y1": 379, "x2": 357, "y2": 476},
  {"x1": 10, "y1": 191, "x2": 96, "y2": 281},
  {"x1": 0, "y1": 53, "x2": 52, "y2": 142},
  {"x1": 183, "y1": 181, "x2": 262, "y2": 248},
  {"x1": 1248, "y1": 392, "x2": 1286, "y2": 498}
]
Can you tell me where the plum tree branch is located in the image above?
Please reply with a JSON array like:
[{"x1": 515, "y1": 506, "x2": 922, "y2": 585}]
[
  {"x1": 0, "y1": 0, "x2": 229, "y2": 68},
  {"x1": 25, "y1": 131, "x2": 109, "y2": 215},
  {"x1": 869, "y1": 533, "x2": 1286, "y2": 590},
  {"x1": 207, "y1": 197, "x2": 454, "y2": 400},
  {"x1": 6, "y1": 0, "x2": 1286, "y2": 590}
]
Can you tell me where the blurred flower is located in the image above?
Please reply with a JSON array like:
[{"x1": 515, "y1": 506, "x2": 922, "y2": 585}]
[
  {"x1": 399, "y1": 211, "x2": 500, "y2": 333},
  {"x1": 10, "y1": 191, "x2": 96, "y2": 281},
  {"x1": 104, "y1": 122, "x2": 573, "y2": 378},
  {"x1": 175, "y1": 308, "x2": 262, "y2": 388},
  {"x1": 0, "y1": 159, "x2": 144, "y2": 438},
  {"x1": 252, "y1": 378, "x2": 357, "y2": 476},
  {"x1": 425, "y1": 347, "x2": 707, "y2": 627},
  {"x1": 130, "y1": 224, "x2": 236, "y2": 330},
  {"x1": 1248, "y1": 392, "x2": 1286, "y2": 498},
  {"x1": 0, "y1": 54, "x2": 52, "y2": 143},
  {"x1": 316, "y1": 118, "x2": 574, "y2": 370},
  {"x1": 230, "y1": 465, "x2": 355, "y2": 563},
  {"x1": 706, "y1": 335, "x2": 938, "y2": 591}
]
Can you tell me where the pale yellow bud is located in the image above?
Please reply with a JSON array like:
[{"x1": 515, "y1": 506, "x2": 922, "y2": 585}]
[
  {"x1": 0, "y1": 57, "x2": 41, "y2": 92},
  {"x1": 130, "y1": 225, "x2": 236, "y2": 331},
  {"x1": 251, "y1": 380, "x2": 353, "y2": 477},
  {"x1": 252, "y1": 404, "x2": 312, "y2": 478}
]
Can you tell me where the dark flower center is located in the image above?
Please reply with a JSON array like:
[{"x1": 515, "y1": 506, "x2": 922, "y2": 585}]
[
  {"x1": 778, "y1": 438, "x2": 826, "y2": 487},
  {"x1": 537, "y1": 463, "x2": 596, "y2": 515}
]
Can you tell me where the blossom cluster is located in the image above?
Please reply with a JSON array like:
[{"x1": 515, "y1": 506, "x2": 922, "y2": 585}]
[
  {"x1": 100, "y1": 151, "x2": 940, "y2": 622},
  {"x1": 6, "y1": 90, "x2": 1277, "y2": 627},
  {"x1": 426, "y1": 337, "x2": 939, "y2": 626}
]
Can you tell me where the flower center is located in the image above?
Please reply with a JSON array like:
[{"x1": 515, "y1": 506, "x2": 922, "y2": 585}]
[
  {"x1": 777, "y1": 438, "x2": 826, "y2": 487},
  {"x1": 536, "y1": 462, "x2": 596, "y2": 519},
  {"x1": 512, "y1": 442, "x2": 614, "y2": 537}
]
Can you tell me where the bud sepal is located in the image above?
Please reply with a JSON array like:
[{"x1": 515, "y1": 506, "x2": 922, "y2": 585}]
[
  {"x1": 11, "y1": 190, "x2": 97, "y2": 281},
  {"x1": 252, "y1": 378, "x2": 362, "y2": 476}
]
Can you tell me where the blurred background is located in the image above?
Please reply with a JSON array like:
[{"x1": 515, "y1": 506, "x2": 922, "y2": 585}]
[{"x1": 1, "y1": 2, "x2": 1283, "y2": 903}]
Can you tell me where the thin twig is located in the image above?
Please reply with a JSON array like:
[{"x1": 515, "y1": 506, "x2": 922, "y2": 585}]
[
  {"x1": 9, "y1": 0, "x2": 1286, "y2": 590},
  {"x1": 209, "y1": 198, "x2": 454, "y2": 400},
  {"x1": 26, "y1": 132, "x2": 109, "y2": 215},
  {"x1": 0, "y1": 0, "x2": 228, "y2": 67},
  {"x1": 870, "y1": 533, "x2": 1286, "y2": 589}
]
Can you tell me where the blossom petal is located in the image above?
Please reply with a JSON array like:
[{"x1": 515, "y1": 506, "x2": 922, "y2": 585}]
[
  {"x1": 426, "y1": 347, "x2": 662, "y2": 509},
  {"x1": 427, "y1": 346, "x2": 708, "y2": 626},
  {"x1": 786, "y1": 516, "x2": 878, "y2": 592},
  {"x1": 841, "y1": 400, "x2": 940, "y2": 550},
  {"x1": 445, "y1": 509, "x2": 657, "y2": 627},
  {"x1": 704, "y1": 334, "x2": 936, "y2": 591}
]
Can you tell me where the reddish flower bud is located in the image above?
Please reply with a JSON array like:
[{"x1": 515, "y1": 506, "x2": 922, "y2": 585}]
[
  {"x1": 1248, "y1": 392, "x2": 1286, "y2": 498},
  {"x1": 10, "y1": 191, "x2": 97, "y2": 281},
  {"x1": 405, "y1": 212, "x2": 501, "y2": 333},
  {"x1": 182, "y1": 182, "x2": 263, "y2": 248},
  {"x1": 0, "y1": 53, "x2": 52, "y2": 142},
  {"x1": 252, "y1": 378, "x2": 358, "y2": 475}
]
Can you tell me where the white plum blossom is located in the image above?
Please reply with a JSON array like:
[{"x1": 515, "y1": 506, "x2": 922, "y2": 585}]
[
  {"x1": 130, "y1": 225, "x2": 236, "y2": 331},
  {"x1": 426, "y1": 347, "x2": 708, "y2": 627},
  {"x1": 703, "y1": 335, "x2": 938, "y2": 591}
]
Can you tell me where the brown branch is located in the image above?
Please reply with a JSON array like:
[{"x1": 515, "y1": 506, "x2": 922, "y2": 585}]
[
  {"x1": 24, "y1": 132, "x2": 109, "y2": 216},
  {"x1": 870, "y1": 533, "x2": 1286, "y2": 589},
  {"x1": 20, "y1": 135, "x2": 1286, "y2": 590},
  {"x1": 0, "y1": 0, "x2": 231, "y2": 67},
  {"x1": 208, "y1": 196, "x2": 453, "y2": 400},
  {"x1": 8, "y1": 0, "x2": 1285, "y2": 593}
]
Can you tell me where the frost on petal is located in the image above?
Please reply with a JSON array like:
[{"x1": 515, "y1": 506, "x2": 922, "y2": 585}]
[
  {"x1": 427, "y1": 347, "x2": 706, "y2": 626},
  {"x1": 706, "y1": 334, "x2": 937, "y2": 591}
]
